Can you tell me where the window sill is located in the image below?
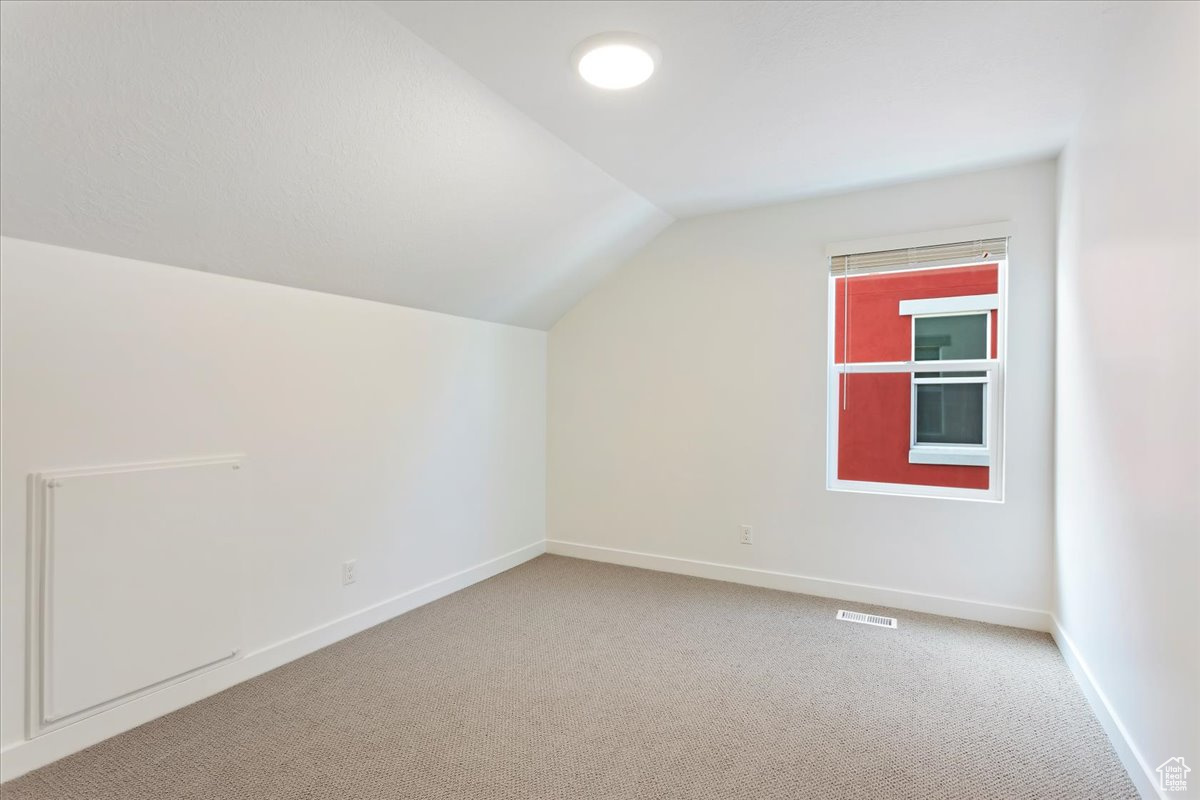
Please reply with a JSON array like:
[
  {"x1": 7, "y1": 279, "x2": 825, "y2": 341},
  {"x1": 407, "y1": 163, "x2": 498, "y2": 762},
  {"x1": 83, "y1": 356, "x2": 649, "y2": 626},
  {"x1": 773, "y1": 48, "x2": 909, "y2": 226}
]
[{"x1": 908, "y1": 447, "x2": 990, "y2": 467}]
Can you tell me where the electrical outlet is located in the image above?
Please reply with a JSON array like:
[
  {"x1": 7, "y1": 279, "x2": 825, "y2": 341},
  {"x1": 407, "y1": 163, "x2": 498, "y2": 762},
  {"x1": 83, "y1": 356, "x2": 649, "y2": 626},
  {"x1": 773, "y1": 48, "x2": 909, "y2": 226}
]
[
  {"x1": 740, "y1": 525, "x2": 753, "y2": 545},
  {"x1": 342, "y1": 559, "x2": 357, "y2": 585}
]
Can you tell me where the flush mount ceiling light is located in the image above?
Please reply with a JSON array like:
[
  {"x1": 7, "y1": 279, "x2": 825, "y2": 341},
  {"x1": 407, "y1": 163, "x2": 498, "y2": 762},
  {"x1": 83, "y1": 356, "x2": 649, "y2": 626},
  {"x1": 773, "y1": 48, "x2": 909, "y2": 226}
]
[{"x1": 572, "y1": 32, "x2": 660, "y2": 90}]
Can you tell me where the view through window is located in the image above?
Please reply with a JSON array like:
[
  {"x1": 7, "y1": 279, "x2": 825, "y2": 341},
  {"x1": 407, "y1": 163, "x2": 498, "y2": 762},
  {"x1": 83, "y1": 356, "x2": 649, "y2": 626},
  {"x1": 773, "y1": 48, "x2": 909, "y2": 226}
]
[{"x1": 827, "y1": 238, "x2": 1007, "y2": 500}]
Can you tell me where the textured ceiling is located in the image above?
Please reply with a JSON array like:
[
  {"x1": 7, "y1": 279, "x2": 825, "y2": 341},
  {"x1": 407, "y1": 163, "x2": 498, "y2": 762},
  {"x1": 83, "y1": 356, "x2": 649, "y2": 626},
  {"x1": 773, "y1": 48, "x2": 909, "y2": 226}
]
[
  {"x1": 0, "y1": 1, "x2": 671, "y2": 329},
  {"x1": 385, "y1": 0, "x2": 1146, "y2": 217}
]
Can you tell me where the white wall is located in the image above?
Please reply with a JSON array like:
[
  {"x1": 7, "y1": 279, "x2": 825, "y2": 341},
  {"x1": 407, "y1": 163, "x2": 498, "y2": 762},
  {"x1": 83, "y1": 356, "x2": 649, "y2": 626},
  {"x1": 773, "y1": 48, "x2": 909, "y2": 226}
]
[
  {"x1": 1054, "y1": 2, "x2": 1200, "y2": 795},
  {"x1": 548, "y1": 160, "x2": 1057, "y2": 622},
  {"x1": 0, "y1": 237, "x2": 546, "y2": 774}
]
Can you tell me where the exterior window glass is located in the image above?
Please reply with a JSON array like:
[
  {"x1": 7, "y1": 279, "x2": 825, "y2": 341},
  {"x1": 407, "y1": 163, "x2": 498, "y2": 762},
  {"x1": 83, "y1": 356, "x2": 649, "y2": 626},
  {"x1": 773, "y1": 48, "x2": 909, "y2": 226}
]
[
  {"x1": 912, "y1": 313, "x2": 989, "y2": 446},
  {"x1": 915, "y1": 383, "x2": 984, "y2": 444},
  {"x1": 914, "y1": 314, "x2": 987, "y2": 362}
]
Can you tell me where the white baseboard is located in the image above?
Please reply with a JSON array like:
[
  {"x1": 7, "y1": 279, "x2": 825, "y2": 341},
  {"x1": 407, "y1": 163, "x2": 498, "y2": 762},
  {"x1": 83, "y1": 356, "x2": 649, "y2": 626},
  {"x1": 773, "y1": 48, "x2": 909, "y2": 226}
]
[
  {"x1": 546, "y1": 539, "x2": 1051, "y2": 631},
  {"x1": 1050, "y1": 616, "x2": 1162, "y2": 800},
  {"x1": 6, "y1": 540, "x2": 1152, "y2": 800},
  {"x1": 0, "y1": 539, "x2": 545, "y2": 782}
]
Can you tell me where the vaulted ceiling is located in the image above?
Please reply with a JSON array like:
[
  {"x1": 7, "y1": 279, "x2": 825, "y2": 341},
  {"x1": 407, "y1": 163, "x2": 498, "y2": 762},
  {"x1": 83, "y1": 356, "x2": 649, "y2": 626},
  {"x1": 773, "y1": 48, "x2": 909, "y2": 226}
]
[
  {"x1": 1, "y1": 1, "x2": 1146, "y2": 328},
  {"x1": 0, "y1": 1, "x2": 670, "y2": 329},
  {"x1": 385, "y1": 0, "x2": 1141, "y2": 217}
]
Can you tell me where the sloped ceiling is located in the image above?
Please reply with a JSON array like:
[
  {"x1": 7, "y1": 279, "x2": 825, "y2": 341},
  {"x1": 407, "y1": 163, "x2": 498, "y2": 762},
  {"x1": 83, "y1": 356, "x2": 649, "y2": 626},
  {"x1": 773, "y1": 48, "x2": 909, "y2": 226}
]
[
  {"x1": 0, "y1": 1, "x2": 671, "y2": 329},
  {"x1": 2, "y1": 2, "x2": 1149, "y2": 328},
  {"x1": 385, "y1": 0, "x2": 1145, "y2": 217}
]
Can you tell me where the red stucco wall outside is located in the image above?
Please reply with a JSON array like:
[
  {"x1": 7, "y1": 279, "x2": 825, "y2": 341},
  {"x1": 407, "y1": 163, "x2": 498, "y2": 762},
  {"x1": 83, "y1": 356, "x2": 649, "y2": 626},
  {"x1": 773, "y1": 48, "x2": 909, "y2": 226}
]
[{"x1": 833, "y1": 264, "x2": 998, "y2": 489}]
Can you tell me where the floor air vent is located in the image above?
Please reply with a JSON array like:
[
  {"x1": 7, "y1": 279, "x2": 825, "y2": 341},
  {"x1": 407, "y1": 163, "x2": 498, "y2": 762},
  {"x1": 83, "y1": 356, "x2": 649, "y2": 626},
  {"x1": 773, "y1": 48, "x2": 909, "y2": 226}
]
[{"x1": 836, "y1": 609, "x2": 898, "y2": 629}]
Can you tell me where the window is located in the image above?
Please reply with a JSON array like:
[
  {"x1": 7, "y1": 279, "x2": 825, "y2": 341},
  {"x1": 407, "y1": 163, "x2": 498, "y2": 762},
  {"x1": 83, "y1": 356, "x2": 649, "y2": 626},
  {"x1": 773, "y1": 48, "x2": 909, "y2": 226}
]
[
  {"x1": 826, "y1": 234, "x2": 1007, "y2": 501},
  {"x1": 907, "y1": 301, "x2": 996, "y2": 466}
]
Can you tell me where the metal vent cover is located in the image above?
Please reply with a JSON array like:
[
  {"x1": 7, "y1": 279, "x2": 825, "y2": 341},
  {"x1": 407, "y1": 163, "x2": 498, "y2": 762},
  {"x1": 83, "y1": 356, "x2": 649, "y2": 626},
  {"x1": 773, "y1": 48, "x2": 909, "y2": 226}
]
[{"x1": 836, "y1": 609, "x2": 898, "y2": 629}]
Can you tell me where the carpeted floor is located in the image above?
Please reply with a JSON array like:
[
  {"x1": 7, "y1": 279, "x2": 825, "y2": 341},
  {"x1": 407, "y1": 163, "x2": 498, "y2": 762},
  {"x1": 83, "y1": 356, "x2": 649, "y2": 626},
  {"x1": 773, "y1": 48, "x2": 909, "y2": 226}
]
[{"x1": 4, "y1": 554, "x2": 1136, "y2": 799}]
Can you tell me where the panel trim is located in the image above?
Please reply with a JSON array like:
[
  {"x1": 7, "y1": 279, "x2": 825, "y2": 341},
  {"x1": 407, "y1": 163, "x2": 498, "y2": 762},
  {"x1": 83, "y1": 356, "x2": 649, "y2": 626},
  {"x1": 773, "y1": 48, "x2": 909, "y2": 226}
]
[
  {"x1": 2, "y1": 539, "x2": 545, "y2": 782},
  {"x1": 28, "y1": 456, "x2": 245, "y2": 738}
]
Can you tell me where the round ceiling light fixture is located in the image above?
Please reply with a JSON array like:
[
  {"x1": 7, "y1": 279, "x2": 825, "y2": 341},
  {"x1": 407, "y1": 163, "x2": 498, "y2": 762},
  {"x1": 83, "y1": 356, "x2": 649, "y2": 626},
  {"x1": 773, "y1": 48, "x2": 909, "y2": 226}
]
[{"x1": 572, "y1": 32, "x2": 660, "y2": 90}]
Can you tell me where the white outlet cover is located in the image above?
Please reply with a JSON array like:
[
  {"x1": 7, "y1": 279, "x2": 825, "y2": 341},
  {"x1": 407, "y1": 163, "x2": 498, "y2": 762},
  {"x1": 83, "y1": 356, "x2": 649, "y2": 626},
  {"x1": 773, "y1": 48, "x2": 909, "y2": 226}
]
[
  {"x1": 342, "y1": 560, "x2": 357, "y2": 585},
  {"x1": 740, "y1": 525, "x2": 753, "y2": 544}
]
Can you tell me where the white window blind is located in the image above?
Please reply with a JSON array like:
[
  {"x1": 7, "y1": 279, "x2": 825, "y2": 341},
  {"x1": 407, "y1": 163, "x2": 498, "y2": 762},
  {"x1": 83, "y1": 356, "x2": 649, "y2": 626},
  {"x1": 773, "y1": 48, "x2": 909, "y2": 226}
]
[{"x1": 829, "y1": 237, "x2": 1008, "y2": 276}]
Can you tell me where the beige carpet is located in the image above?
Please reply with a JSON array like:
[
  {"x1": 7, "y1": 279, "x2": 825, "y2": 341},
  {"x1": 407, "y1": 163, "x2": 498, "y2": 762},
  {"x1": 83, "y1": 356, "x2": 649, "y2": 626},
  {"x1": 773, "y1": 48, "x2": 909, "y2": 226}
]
[{"x1": 5, "y1": 554, "x2": 1136, "y2": 799}]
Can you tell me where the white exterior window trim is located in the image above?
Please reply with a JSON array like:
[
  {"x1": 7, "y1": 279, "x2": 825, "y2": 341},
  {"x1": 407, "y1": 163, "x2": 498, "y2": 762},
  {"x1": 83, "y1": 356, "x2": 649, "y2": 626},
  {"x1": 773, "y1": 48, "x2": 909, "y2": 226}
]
[
  {"x1": 825, "y1": 253, "x2": 1007, "y2": 503},
  {"x1": 899, "y1": 293, "x2": 998, "y2": 316},
  {"x1": 907, "y1": 304, "x2": 994, "y2": 467}
]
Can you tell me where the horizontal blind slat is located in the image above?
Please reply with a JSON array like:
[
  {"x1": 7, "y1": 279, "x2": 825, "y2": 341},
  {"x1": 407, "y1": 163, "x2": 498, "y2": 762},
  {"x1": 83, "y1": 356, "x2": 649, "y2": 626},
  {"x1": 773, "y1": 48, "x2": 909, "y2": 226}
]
[{"x1": 830, "y1": 237, "x2": 1007, "y2": 275}]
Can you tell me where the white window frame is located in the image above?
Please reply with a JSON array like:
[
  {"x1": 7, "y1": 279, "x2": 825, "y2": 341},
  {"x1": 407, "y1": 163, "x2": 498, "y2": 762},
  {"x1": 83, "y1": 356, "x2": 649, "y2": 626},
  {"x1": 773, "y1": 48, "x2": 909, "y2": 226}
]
[
  {"x1": 907, "y1": 304, "x2": 995, "y2": 467},
  {"x1": 825, "y1": 258, "x2": 1007, "y2": 503}
]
